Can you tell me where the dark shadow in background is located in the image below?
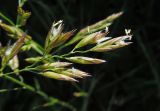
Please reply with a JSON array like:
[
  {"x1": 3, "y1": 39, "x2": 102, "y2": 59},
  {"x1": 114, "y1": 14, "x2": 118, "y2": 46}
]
[{"x1": 0, "y1": 0, "x2": 160, "y2": 111}]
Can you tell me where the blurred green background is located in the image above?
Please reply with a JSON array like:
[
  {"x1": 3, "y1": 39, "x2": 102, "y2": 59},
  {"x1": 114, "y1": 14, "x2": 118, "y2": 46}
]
[{"x1": 0, "y1": 0, "x2": 160, "y2": 111}]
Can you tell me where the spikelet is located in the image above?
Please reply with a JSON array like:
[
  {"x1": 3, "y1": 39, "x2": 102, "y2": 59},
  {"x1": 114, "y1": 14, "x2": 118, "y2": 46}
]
[
  {"x1": 90, "y1": 35, "x2": 132, "y2": 52},
  {"x1": 66, "y1": 56, "x2": 106, "y2": 64},
  {"x1": 45, "y1": 21, "x2": 74, "y2": 53},
  {"x1": 66, "y1": 12, "x2": 123, "y2": 46},
  {"x1": 0, "y1": 22, "x2": 31, "y2": 39},
  {"x1": 25, "y1": 56, "x2": 43, "y2": 63},
  {"x1": 17, "y1": 7, "x2": 31, "y2": 27},
  {"x1": 60, "y1": 68, "x2": 90, "y2": 78},
  {"x1": 73, "y1": 31, "x2": 108, "y2": 50},
  {"x1": 42, "y1": 71, "x2": 78, "y2": 82},
  {"x1": 42, "y1": 62, "x2": 72, "y2": 68},
  {"x1": 8, "y1": 55, "x2": 19, "y2": 70}
]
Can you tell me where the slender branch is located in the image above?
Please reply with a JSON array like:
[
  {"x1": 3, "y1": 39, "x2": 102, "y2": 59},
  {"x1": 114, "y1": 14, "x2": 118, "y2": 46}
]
[
  {"x1": 0, "y1": 87, "x2": 26, "y2": 93},
  {"x1": 0, "y1": 12, "x2": 15, "y2": 25},
  {"x1": 53, "y1": 50, "x2": 90, "y2": 59},
  {"x1": 3, "y1": 75, "x2": 35, "y2": 91},
  {"x1": 1, "y1": 73, "x2": 76, "y2": 110}
]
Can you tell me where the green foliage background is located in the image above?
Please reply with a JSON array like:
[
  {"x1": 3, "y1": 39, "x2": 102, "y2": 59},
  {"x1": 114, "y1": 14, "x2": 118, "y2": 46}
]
[{"x1": 0, "y1": 0, "x2": 160, "y2": 111}]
